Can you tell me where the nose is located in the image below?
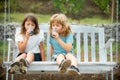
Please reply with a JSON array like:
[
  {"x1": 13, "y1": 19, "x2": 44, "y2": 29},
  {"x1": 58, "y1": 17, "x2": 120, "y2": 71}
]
[
  {"x1": 52, "y1": 26, "x2": 56, "y2": 29},
  {"x1": 29, "y1": 24, "x2": 32, "y2": 27}
]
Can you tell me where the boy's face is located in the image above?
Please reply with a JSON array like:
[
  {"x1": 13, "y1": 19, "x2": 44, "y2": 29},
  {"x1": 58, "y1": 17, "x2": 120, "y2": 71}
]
[
  {"x1": 52, "y1": 22, "x2": 62, "y2": 33},
  {"x1": 25, "y1": 19, "x2": 35, "y2": 32}
]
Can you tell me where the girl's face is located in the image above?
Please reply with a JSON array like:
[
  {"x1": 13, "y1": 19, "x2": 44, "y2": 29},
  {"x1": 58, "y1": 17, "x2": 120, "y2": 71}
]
[
  {"x1": 25, "y1": 19, "x2": 35, "y2": 31},
  {"x1": 52, "y1": 22, "x2": 62, "y2": 33}
]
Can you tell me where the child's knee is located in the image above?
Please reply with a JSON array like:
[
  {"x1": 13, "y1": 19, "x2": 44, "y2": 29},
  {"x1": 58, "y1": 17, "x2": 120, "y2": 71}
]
[
  {"x1": 21, "y1": 53, "x2": 27, "y2": 57},
  {"x1": 66, "y1": 53, "x2": 73, "y2": 57},
  {"x1": 56, "y1": 54, "x2": 66, "y2": 61},
  {"x1": 27, "y1": 51, "x2": 34, "y2": 55},
  {"x1": 57, "y1": 54, "x2": 65, "y2": 58}
]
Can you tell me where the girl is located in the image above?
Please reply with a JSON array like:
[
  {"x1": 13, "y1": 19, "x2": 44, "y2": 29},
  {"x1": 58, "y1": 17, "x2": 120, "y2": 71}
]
[
  {"x1": 8, "y1": 13, "x2": 45, "y2": 74},
  {"x1": 49, "y1": 13, "x2": 79, "y2": 75}
]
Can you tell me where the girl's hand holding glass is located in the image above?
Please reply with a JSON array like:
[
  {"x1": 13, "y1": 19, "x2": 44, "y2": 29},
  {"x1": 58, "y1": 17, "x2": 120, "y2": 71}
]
[
  {"x1": 28, "y1": 26, "x2": 34, "y2": 36},
  {"x1": 51, "y1": 28, "x2": 56, "y2": 38}
]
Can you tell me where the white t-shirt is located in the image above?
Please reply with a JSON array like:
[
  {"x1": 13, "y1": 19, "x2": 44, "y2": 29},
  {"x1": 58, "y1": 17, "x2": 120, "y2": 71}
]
[{"x1": 15, "y1": 30, "x2": 44, "y2": 54}]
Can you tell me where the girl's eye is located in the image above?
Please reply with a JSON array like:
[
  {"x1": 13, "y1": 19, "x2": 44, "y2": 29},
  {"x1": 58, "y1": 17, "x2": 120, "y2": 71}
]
[
  {"x1": 32, "y1": 24, "x2": 35, "y2": 27},
  {"x1": 52, "y1": 25, "x2": 55, "y2": 28},
  {"x1": 52, "y1": 24, "x2": 55, "y2": 26},
  {"x1": 57, "y1": 25, "x2": 60, "y2": 27},
  {"x1": 27, "y1": 23, "x2": 30, "y2": 26}
]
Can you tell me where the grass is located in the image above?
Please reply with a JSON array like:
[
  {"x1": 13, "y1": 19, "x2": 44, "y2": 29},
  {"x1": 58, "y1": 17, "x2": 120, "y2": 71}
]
[
  {"x1": 80, "y1": 16, "x2": 111, "y2": 24},
  {"x1": 0, "y1": 13, "x2": 51, "y2": 24},
  {"x1": 0, "y1": 13, "x2": 112, "y2": 24}
]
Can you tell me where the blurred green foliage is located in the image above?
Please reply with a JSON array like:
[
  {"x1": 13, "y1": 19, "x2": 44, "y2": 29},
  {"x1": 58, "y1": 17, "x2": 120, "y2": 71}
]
[
  {"x1": 1, "y1": 0, "x2": 119, "y2": 20},
  {"x1": 93, "y1": 0, "x2": 111, "y2": 13}
]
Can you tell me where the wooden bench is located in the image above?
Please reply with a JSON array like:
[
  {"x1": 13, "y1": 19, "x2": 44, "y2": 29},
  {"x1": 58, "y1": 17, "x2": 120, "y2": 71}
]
[{"x1": 3, "y1": 23, "x2": 117, "y2": 80}]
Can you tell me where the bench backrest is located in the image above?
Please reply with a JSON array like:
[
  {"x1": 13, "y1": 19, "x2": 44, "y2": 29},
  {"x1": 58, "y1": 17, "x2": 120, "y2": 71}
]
[
  {"x1": 39, "y1": 24, "x2": 108, "y2": 62},
  {"x1": 15, "y1": 24, "x2": 111, "y2": 63}
]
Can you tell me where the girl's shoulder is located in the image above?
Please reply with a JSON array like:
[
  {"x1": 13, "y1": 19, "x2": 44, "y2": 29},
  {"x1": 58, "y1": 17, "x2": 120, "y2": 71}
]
[
  {"x1": 67, "y1": 33, "x2": 73, "y2": 37},
  {"x1": 15, "y1": 32, "x2": 22, "y2": 37},
  {"x1": 35, "y1": 30, "x2": 44, "y2": 38},
  {"x1": 38, "y1": 29, "x2": 44, "y2": 35}
]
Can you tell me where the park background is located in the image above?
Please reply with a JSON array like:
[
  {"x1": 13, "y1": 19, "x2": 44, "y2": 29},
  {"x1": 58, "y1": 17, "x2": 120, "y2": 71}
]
[{"x1": 0, "y1": 0, "x2": 120, "y2": 80}]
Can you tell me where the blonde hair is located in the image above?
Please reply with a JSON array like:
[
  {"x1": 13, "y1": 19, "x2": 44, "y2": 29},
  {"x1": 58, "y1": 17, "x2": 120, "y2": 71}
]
[{"x1": 49, "y1": 13, "x2": 71, "y2": 36}]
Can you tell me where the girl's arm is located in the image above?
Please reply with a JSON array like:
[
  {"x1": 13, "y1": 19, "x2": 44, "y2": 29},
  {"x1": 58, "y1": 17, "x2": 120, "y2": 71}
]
[
  {"x1": 17, "y1": 30, "x2": 30, "y2": 53},
  {"x1": 18, "y1": 37, "x2": 29, "y2": 53},
  {"x1": 39, "y1": 41, "x2": 45, "y2": 61},
  {"x1": 56, "y1": 38, "x2": 72, "y2": 52},
  {"x1": 53, "y1": 32, "x2": 72, "y2": 52},
  {"x1": 50, "y1": 45, "x2": 54, "y2": 57}
]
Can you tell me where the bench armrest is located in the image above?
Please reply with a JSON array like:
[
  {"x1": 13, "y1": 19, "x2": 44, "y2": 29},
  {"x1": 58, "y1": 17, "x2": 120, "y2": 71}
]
[
  {"x1": 7, "y1": 38, "x2": 17, "y2": 62},
  {"x1": 104, "y1": 38, "x2": 114, "y2": 58},
  {"x1": 7, "y1": 38, "x2": 13, "y2": 61},
  {"x1": 105, "y1": 38, "x2": 114, "y2": 48}
]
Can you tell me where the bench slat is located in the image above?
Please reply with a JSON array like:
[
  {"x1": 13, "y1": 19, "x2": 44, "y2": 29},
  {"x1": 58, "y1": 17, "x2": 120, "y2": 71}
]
[
  {"x1": 76, "y1": 32, "x2": 81, "y2": 62},
  {"x1": 91, "y1": 32, "x2": 96, "y2": 62},
  {"x1": 84, "y1": 33, "x2": 88, "y2": 62},
  {"x1": 98, "y1": 28, "x2": 106, "y2": 62},
  {"x1": 46, "y1": 32, "x2": 51, "y2": 61}
]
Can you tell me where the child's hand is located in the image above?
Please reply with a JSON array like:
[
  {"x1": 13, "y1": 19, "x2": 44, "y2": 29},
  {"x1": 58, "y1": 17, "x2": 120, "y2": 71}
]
[
  {"x1": 52, "y1": 31, "x2": 56, "y2": 38},
  {"x1": 52, "y1": 31, "x2": 59, "y2": 39},
  {"x1": 51, "y1": 28, "x2": 60, "y2": 39},
  {"x1": 25, "y1": 30, "x2": 31, "y2": 38}
]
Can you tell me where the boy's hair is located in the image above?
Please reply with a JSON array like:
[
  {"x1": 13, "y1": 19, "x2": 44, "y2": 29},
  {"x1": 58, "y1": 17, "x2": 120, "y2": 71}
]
[
  {"x1": 20, "y1": 13, "x2": 39, "y2": 36},
  {"x1": 49, "y1": 13, "x2": 71, "y2": 36}
]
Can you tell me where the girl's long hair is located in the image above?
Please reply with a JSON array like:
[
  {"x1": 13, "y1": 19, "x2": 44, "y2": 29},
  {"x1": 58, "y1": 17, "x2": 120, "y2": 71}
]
[
  {"x1": 20, "y1": 13, "x2": 39, "y2": 36},
  {"x1": 49, "y1": 13, "x2": 71, "y2": 36}
]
